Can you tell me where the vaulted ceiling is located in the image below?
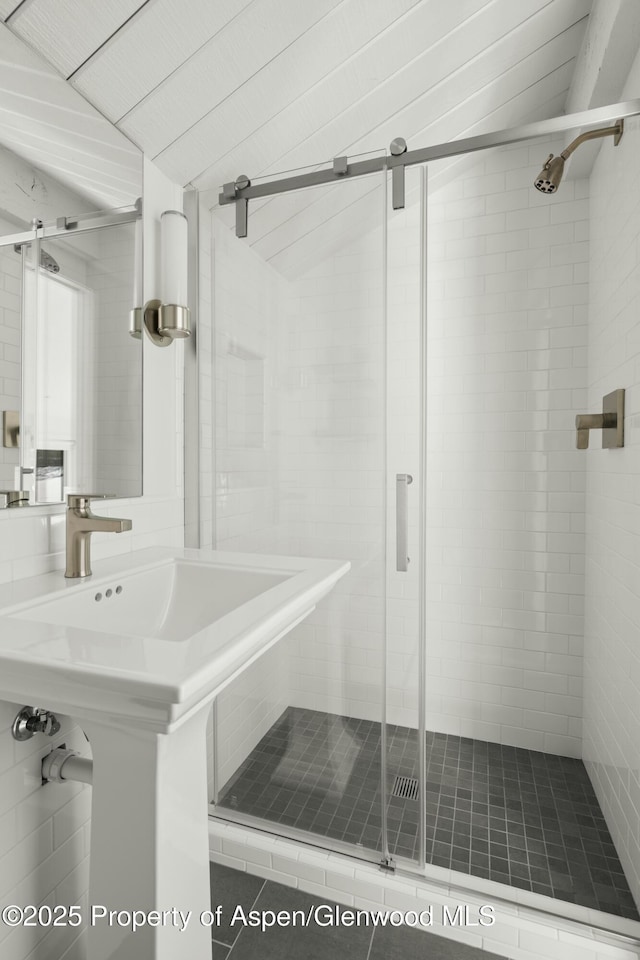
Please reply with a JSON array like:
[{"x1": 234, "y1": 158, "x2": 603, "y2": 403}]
[{"x1": 0, "y1": 0, "x2": 608, "y2": 274}]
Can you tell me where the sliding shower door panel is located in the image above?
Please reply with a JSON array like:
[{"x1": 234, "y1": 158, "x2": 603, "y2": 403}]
[
  {"x1": 382, "y1": 164, "x2": 426, "y2": 867},
  {"x1": 212, "y1": 161, "x2": 390, "y2": 862}
]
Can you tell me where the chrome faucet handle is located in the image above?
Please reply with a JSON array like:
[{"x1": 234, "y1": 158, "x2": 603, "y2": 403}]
[
  {"x1": 67, "y1": 493, "x2": 116, "y2": 509},
  {"x1": 65, "y1": 495, "x2": 131, "y2": 579}
]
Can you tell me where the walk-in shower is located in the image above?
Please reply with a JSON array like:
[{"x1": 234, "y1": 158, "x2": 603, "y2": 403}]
[{"x1": 200, "y1": 99, "x2": 640, "y2": 937}]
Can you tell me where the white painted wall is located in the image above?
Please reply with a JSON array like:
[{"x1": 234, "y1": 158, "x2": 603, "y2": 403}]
[
  {"x1": 582, "y1": 51, "x2": 640, "y2": 911},
  {"x1": 0, "y1": 156, "x2": 185, "y2": 960}
]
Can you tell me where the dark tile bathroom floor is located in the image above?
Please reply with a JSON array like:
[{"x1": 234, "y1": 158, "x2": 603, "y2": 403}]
[
  {"x1": 218, "y1": 707, "x2": 639, "y2": 920},
  {"x1": 209, "y1": 861, "x2": 512, "y2": 959}
]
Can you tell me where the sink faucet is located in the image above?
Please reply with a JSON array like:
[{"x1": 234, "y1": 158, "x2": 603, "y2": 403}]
[{"x1": 65, "y1": 494, "x2": 132, "y2": 578}]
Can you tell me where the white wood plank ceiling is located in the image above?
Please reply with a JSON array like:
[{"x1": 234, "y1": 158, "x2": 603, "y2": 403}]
[
  {"x1": 2, "y1": 0, "x2": 601, "y2": 274},
  {"x1": 0, "y1": 23, "x2": 141, "y2": 211}
]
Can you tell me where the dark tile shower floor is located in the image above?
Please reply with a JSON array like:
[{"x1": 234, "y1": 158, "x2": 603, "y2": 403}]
[{"x1": 218, "y1": 707, "x2": 639, "y2": 920}]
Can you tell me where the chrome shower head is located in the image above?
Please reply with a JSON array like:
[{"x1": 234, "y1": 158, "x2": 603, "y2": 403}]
[
  {"x1": 533, "y1": 119, "x2": 623, "y2": 195},
  {"x1": 534, "y1": 153, "x2": 565, "y2": 194},
  {"x1": 40, "y1": 249, "x2": 60, "y2": 273},
  {"x1": 12, "y1": 243, "x2": 61, "y2": 272}
]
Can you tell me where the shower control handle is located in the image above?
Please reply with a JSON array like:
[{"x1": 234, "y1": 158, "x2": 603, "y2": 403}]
[
  {"x1": 575, "y1": 389, "x2": 624, "y2": 449},
  {"x1": 396, "y1": 474, "x2": 413, "y2": 572}
]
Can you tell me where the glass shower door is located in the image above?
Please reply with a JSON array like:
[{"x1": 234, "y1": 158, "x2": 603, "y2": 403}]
[
  {"x1": 382, "y1": 163, "x2": 426, "y2": 867},
  {"x1": 209, "y1": 157, "x2": 427, "y2": 871},
  {"x1": 211, "y1": 161, "x2": 392, "y2": 862}
]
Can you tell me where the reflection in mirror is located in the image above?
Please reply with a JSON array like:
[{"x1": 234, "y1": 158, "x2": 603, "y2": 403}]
[
  {"x1": 0, "y1": 25, "x2": 143, "y2": 507},
  {"x1": 19, "y1": 223, "x2": 142, "y2": 503},
  {"x1": 0, "y1": 212, "x2": 143, "y2": 505},
  {"x1": 0, "y1": 245, "x2": 20, "y2": 490}
]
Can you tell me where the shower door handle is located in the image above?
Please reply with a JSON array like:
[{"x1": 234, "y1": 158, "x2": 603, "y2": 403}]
[{"x1": 396, "y1": 473, "x2": 413, "y2": 572}]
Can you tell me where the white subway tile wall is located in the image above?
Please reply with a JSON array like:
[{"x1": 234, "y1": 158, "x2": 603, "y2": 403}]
[
  {"x1": 425, "y1": 138, "x2": 588, "y2": 756},
  {"x1": 582, "y1": 54, "x2": 640, "y2": 909},
  {"x1": 281, "y1": 213, "x2": 387, "y2": 724},
  {"x1": 211, "y1": 214, "x2": 292, "y2": 789}
]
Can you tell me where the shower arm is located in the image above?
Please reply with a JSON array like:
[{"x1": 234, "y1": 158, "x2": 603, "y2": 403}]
[{"x1": 560, "y1": 121, "x2": 623, "y2": 160}]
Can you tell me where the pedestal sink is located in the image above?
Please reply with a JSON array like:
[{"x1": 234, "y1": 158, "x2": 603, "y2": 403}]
[{"x1": 0, "y1": 546, "x2": 350, "y2": 960}]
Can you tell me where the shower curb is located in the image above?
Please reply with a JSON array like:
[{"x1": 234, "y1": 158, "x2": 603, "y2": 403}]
[{"x1": 208, "y1": 818, "x2": 640, "y2": 960}]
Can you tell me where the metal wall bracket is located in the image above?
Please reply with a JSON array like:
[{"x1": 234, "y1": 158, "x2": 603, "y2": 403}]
[
  {"x1": 143, "y1": 299, "x2": 171, "y2": 347},
  {"x1": 390, "y1": 137, "x2": 408, "y2": 210},
  {"x1": 222, "y1": 177, "x2": 251, "y2": 237},
  {"x1": 379, "y1": 855, "x2": 396, "y2": 873},
  {"x1": 614, "y1": 118, "x2": 624, "y2": 146},
  {"x1": 235, "y1": 197, "x2": 248, "y2": 238},
  {"x1": 56, "y1": 216, "x2": 78, "y2": 230},
  {"x1": 333, "y1": 156, "x2": 348, "y2": 176},
  {"x1": 392, "y1": 165, "x2": 405, "y2": 209},
  {"x1": 234, "y1": 175, "x2": 250, "y2": 238}
]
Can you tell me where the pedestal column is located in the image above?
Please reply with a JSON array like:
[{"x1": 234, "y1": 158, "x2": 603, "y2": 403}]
[{"x1": 82, "y1": 707, "x2": 211, "y2": 960}]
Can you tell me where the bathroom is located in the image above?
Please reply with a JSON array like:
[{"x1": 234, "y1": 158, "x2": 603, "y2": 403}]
[{"x1": 0, "y1": 1, "x2": 639, "y2": 959}]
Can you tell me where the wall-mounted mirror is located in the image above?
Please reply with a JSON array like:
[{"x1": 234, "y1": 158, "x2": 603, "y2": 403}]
[{"x1": 0, "y1": 24, "x2": 143, "y2": 505}]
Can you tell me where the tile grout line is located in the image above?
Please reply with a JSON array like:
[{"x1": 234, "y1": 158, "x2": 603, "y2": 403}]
[
  {"x1": 364, "y1": 925, "x2": 376, "y2": 960},
  {"x1": 224, "y1": 877, "x2": 267, "y2": 957}
]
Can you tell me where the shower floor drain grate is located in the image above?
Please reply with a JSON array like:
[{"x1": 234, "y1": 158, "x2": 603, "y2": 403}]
[{"x1": 391, "y1": 776, "x2": 419, "y2": 800}]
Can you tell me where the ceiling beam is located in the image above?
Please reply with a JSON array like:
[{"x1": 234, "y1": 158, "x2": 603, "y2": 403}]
[{"x1": 565, "y1": 0, "x2": 640, "y2": 112}]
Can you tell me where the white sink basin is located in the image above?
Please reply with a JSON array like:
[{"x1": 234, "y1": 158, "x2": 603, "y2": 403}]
[
  {"x1": 0, "y1": 546, "x2": 350, "y2": 960},
  {"x1": 10, "y1": 559, "x2": 290, "y2": 642},
  {"x1": 0, "y1": 546, "x2": 350, "y2": 721}
]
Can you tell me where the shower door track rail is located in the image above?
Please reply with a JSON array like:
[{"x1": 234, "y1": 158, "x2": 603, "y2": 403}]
[
  {"x1": 219, "y1": 98, "x2": 640, "y2": 235},
  {"x1": 0, "y1": 203, "x2": 141, "y2": 251},
  {"x1": 209, "y1": 809, "x2": 640, "y2": 950}
]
